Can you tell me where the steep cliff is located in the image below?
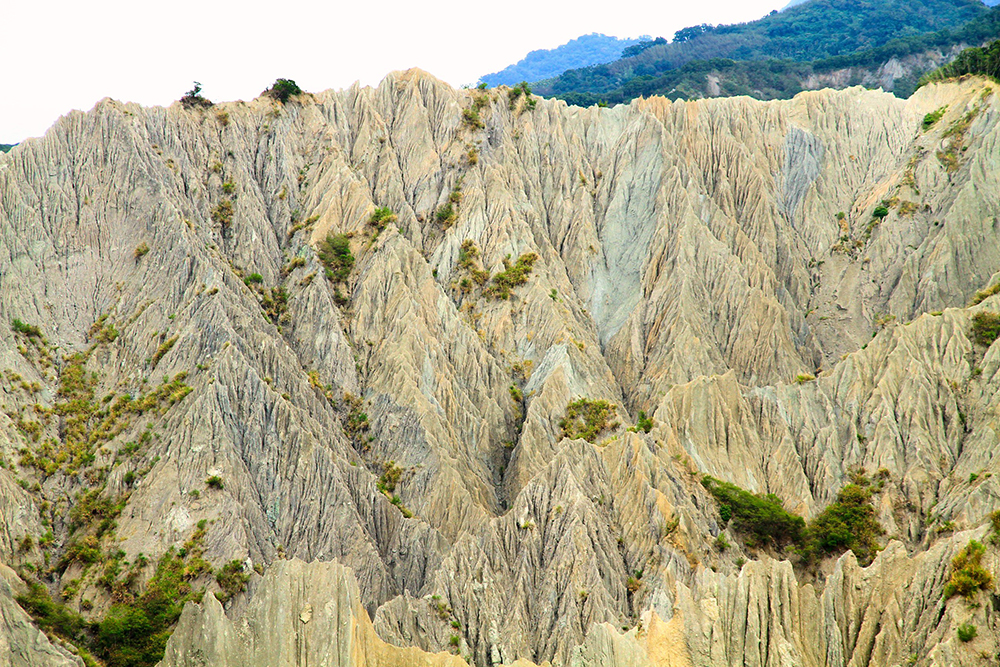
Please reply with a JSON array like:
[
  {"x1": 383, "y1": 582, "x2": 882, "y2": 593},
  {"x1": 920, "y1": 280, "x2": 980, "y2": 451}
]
[{"x1": 0, "y1": 72, "x2": 999, "y2": 666}]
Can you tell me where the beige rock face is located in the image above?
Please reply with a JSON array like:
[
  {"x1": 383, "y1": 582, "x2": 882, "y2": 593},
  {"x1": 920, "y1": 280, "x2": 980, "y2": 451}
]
[
  {"x1": 0, "y1": 72, "x2": 999, "y2": 666},
  {"x1": 159, "y1": 559, "x2": 465, "y2": 667}
]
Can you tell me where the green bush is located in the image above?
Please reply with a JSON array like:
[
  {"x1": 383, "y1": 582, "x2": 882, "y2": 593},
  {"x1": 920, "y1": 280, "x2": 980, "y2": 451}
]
[
  {"x1": 15, "y1": 581, "x2": 91, "y2": 644},
  {"x1": 701, "y1": 476, "x2": 805, "y2": 549},
  {"x1": 435, "y1": 202, "x2": 457, "y2": 226},
  {"x1": 210, "y1": 200, "x2": 233, "y2": 227},
  {"x1": 485, "y1": 252, "x2": 538, "y2": 300},
  {"x1": 94, "y1": 548, "x2": 199, "y2": 667},
  {"x1": 922, "y1": 106, "x2": 948, "y2": 130},
  {"x1": 872, "y1": 205, "x2": 889, "y2": 220},
  {"x1": 957, "y1": 622, "x2": 977, "y2": 642},
  {"x1": 508, "y1": 81, "x2": 537, "y2": 110},
  {"x1": 944, "y1": 540, "x2": 993, "y2": 601},
  {"x1": 265, "y1": 78, "x2": 303, "y2": 103},
  {"x1": 11, "y1": 318, "x2": 42, "y2": 338},
  {"x1": 245, "y1": 273, "x2": 264, "y2": 285},
  {"x1": 803, "y1": 482, "x2": 884, "y2": 565},
  {"x1": 215, "y1": 560, "x2": 249, "y2": 603},
  {"x1": 558, "y1": 398, "x2": 619, "y2": 442},
  {"x1": 634, "y1": 411, "x2": 653, "y2": 433},
  {"x1": 205, "y1": 475, "x2": 224, "y2": 490},
  {"x1": 368, "y1": 207, "x2": 397, "y2": 231},
  {"x1": 971, "y1": 311, "x2": 1000, "y2": 346},
  {"x1": 317, "y1": 233, "x2": 354, "y2": 283},
  {"x1": 461, "y1": 108, "x2": 484, "y2": 129}
]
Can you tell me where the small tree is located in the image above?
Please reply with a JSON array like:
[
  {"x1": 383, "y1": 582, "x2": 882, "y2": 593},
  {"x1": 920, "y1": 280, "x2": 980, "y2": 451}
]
[
  {"x1": 265, "y1": 79, "x2": 304, "y2": 103},
  {"x1": 872, "y1": 206, "x2": 889, "y2": 220},
  {"x1": 181, "y1": 81, "x2": 212, "y2": 109}
]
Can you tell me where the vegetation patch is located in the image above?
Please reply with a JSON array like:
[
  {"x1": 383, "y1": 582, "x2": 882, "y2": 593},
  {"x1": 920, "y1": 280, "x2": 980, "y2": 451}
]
[
  {"x1": 628, "y1": 411, "x2": 653, "y2": 433},
  {"x1": 957, "y1": 622, "x2": 977, "y2": 642},
  {"x1": 317, "y1": 233, "x2": 354, "y2": 283},
  {"x1": 215, "y1": 560, "x2": 249, "y2": 603},
  {"x1": 559, "y1": 398, "x2": 619, "y2": 443},
  {"x1": 922, "y1": 106, "x2": 948, "y2": 130},
  {"x1": 969, "y1": 281, "x2": 1000, "y2": 306},
  {"x1": 508, "y1": 81, "x2": 537, "y2": 111},
  {"x1": 485, "y1": 252, "x2": 538, "y2": 300},
  {"x1": 368, "y1": 206, "x2": 397, "y2": 237},
  {"x1": 971, "y1": 311, "x2": 1000, "y2": 346},
  {"x1": 701, "y1": 476, "x2": 805, "y2": 549},
  {"x1": 802, "y1": 480, "x2": 884, "y2": 565},
  {"x1": 210, "y1": 200, "x2": 233, "y2": 228},
  {"x1": 264, "y1": 78, "x2": 303, "y2": 103},
  {"x1": 12, "y1": 318, "x2": 42, "y2": 338},
  {"x1": 943, "y1": 540, "x2": 993, "y2": 601},
  {"x1": 180, "y1": 81, "x2": 212, "y2": 109}
]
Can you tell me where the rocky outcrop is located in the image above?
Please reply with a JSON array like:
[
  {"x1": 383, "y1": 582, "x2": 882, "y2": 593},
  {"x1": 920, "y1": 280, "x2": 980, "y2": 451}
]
[
  {"x1": 0, "y1": 71, "x2": 999, "y2": 666},
  {"x1": 158, "y1": 559, "x2": 465, "y2": 667}
]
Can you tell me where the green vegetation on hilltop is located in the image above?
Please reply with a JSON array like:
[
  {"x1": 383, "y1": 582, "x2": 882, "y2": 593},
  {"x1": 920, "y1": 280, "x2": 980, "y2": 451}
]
[
  {"x1": 920, "y1": 36, "x2": 1000, "y2": 84},
  {"x1": 539, "y1": 0, "x2": 999, "y2": 106},
  {"x1": 0, "y1": 144, "x2": 15, "y2": 153}
]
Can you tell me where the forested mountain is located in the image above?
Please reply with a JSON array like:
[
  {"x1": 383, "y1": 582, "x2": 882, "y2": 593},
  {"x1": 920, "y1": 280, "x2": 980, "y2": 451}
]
[
  {"x1": 479, "y1": 33, "x2": 645, "y2": 87},
  {"x1": 537, "y1": 0, "x2": 999, "y2": 105}
]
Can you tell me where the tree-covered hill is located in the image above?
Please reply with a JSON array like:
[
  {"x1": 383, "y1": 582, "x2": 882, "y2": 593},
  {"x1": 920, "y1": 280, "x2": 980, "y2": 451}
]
[
  {"x1": 479, "y1": 33, "x2": 645, "y2": 87},
  {"x1": 537, "y1": 0, "x2": 997, "y2": 104}
]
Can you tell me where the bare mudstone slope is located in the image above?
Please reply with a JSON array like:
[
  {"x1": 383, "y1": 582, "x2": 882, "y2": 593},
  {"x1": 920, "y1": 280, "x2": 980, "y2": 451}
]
[{"x1": 1, "y1": 71, "x2": 1000, "y2": 666}]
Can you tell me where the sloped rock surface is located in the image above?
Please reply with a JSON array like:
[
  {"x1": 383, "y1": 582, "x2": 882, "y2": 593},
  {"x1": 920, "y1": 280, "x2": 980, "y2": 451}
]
[{"x1": 0, "y1": 72, "x2": 999, "y2": 667}]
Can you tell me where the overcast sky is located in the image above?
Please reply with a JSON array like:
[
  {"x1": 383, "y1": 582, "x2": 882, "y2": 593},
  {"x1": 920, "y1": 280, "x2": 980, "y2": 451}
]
[{"x1": 2, "y1": 0, "x2": 787, "y2": 143}]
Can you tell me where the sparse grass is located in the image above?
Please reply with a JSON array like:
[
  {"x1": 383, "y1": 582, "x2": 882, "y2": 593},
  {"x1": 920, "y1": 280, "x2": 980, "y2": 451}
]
[
  {"x1": 435, "y1": 202, "x2": 457, "y2": 227},
  {"x1": 134, "y1": 243, "x2": 150, "y2": 260},
  {"x1": 485, "y1": 252, "x2": 538, "y2": 300},
  {"x1": 462, "y1": 108, "x2": 484, "y2": 129},
  {"x1": 11, "y1": 318, "x2": 42, "y2": 338},
  {"x1": 151, "y1": 336, "x2": 178, "y2": 368},
  {"x1": 943, "y1": 540, "x2": 993, "y2": 601},
  {"x1": 558, "y1": 398, "x2": 619, "y2": 443},
  {"x1": 969, "y1": 282, "x2": 1000, "y2": 306}
]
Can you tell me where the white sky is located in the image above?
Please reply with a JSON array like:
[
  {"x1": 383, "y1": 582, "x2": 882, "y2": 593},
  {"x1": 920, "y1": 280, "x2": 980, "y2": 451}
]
[{"x1": 1, "y1": 0, "x2": 785, "y2": 143}]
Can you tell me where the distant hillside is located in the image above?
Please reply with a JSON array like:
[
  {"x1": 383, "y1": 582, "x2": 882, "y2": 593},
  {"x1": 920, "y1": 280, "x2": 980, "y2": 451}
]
[
  {"x1": 920, "y1": 35, "x2": 1000, "y2": 82},
  {"x1": 479, "y1": 33, "x2": 645, "y2": 87},
  {"x1": 0, "y1": 145, "x2": 14, "y2": 153},
  {"x1": 537, "y1": 0, "x2": 994, "y2": 104}
]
